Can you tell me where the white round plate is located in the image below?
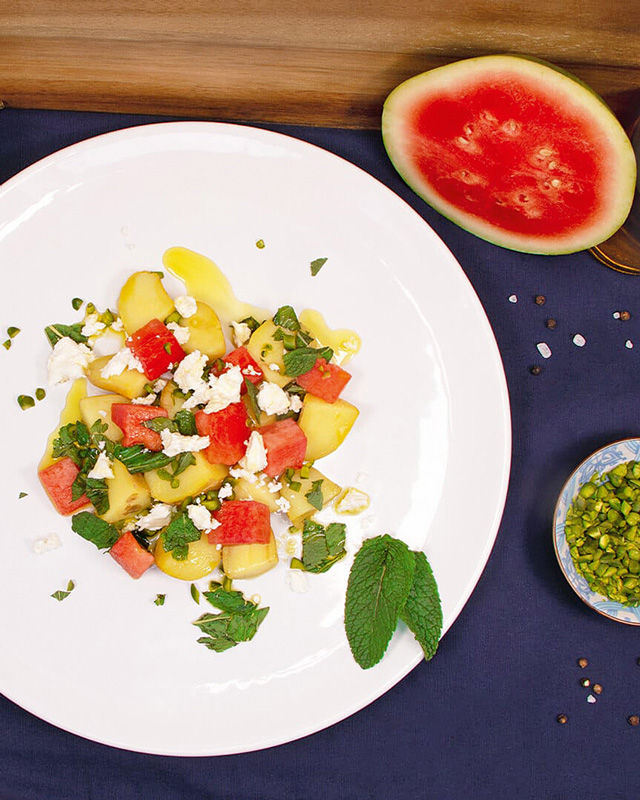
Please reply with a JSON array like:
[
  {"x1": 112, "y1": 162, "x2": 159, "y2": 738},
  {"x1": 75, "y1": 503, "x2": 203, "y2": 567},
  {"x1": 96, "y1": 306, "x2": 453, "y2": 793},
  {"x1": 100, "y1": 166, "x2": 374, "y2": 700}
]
[
  {"x1": 0, "y1": 122, "x2": 511, "y2": 755},
  {"x1": 554, "y1": 438, "x2": 640, "y2": 624}
]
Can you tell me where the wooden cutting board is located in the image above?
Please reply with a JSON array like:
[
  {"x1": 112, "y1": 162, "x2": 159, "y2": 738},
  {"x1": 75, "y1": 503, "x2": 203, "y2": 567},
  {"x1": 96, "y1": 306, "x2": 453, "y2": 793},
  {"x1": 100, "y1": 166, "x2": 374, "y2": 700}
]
[{"x1": 1, "y1": 0, "x2": 639, "y2": 128}]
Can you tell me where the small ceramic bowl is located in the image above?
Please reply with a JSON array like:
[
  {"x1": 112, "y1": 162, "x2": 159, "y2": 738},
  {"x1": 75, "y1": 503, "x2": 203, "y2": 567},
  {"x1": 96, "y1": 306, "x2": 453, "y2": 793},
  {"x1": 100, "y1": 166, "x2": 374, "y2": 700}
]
[{"x1": 554, "y1": 438, "x2": 640, "y2": 625}]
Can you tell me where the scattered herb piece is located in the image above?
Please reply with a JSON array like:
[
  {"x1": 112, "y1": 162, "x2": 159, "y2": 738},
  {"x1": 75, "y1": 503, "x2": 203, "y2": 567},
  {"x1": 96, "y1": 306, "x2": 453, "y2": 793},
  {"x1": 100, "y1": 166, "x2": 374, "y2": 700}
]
[
  {"x1": 72, "y1": 297, "x2": 83, "y2": 311},
  {"x1": 114, "y1": 444, "x2": 173, "y2": 474},
  {"x1": 7, "y1": 326, "x2": 20, "y2": 338},
  {"x1": 35, "y1": 387, "x2": 46, "y2": 401},
  {"x1": 243, "y1": 378, "x2": 261, "y2": 423},
  {"x1": 161, "y1": 512, "x2": 200, "y2": 561},
  {"x1": 295, "y1": 519, "x2": 346, "y2": 573},
  {"x1": 193, "y1": 580, "x2": 269, "y2": 652},
  {"x1": 190, "y1": 583, "x2": 200, "y2": 604},
  {"x1": 283, "y1": 345, "x2": 333, "y2": 377},
  {"x1": 273, "y1": 305, "x2": 300, "y2": 331},
  {"x1": 18, "y1": 492, "x2": 27, "y2": 499},
  {"x1": 51, "y1": 579, "x2": 75, "y2": 602},
  {"x1": 239, "y1": 316, "x2": 260, "y2": 335},
  {"x1": 304, "y1": 479, "x2": 324, "y2": 511},
  {"x1": 44, "y1": 322, "x2": 88, "y2": 347},
  {"x1": 256, "y1": 239, "x2": 266, "y2": 249},
  {"x1": 18, "y1": 394, "x2": 35, "y2": 410},
  {"x1": 310, "y1": 257, "x2": 328, "y2": 276},
  {"x1": 154, "y1": 593, "x2": 166, "y2": 606},
  {"x1": 71, "y1": 512, "x2": 120, "y2": 550},
  {"x1": 3, "y1": 340, "x2": 10, "y2": 350}
]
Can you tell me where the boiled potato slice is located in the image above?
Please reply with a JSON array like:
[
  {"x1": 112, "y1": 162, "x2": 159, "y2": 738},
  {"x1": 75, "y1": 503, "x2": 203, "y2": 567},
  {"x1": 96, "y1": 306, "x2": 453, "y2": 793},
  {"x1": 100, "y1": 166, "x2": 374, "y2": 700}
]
[
  {"x1": 245, "y1": 320, "x2": 289, "y2": 387},
  {"x1": 180, "y1": 301, "x2": 226, "y2": 359},
  {"x1": 233, "y1": 474, "x2": 281, "y2": 513},
  {"x1": 118, "y1": 271, "x2": 175, "y2": 335},
  {"x1": 99, "y1": 459, "x2": 151, "y2": 524},
  {"x1": 86, "y1": 355, "x2": 149, "y2": 399},
  {"x1": 39, "y1": 378, "x2": 87, "y2": 470},
  {"x1": 79, "y1": 393, "x2": 128, "y2": 441},
  {"x1": 280, "y1": 466, "x2": 341, "y2": 522},
  {"x1": 159, "y1": 380, "x2": 186, "y2": 418},
  {"x1": 154, "y1": 532, "x2": 221, "y2": 580},
  {"x1": 145, "y1": 453, "x2": 227, "y2": 504},
  {"x1": 298, "y1": 394, "x2": 359, "y2": 461},
  {"x1": 222, "y1": 531, "x2": 278, "y2": 579}
]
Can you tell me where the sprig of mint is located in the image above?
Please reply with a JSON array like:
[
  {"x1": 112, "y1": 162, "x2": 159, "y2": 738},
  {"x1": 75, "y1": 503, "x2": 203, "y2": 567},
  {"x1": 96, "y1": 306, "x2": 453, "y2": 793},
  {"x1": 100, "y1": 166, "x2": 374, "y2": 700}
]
[
  {"x1": 344, "y1": 535, "x2": 442, "y2": 669},
  {"x1": 193, "y1": 580, "x2": 270, "y2": 652}
]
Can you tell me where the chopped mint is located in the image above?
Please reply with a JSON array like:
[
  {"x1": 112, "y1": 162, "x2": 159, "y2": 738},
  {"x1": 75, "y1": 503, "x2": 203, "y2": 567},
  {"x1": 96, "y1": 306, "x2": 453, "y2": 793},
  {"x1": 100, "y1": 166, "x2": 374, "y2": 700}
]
[
  {"x1": 304, "y1": 479, "x2": 324, "y2": 511},
  {"x1": 310, "y1": 257, "x2": 328, "y2": 276},
  {"x1": 299, "y1": 519, "x2": 346, "y2": 573},
  {"x1": 71, "y1": 297, "x2": 83, "y2": 310},
  {"x1": 154, "y1": 593, "x2": 166, "y2": 606},
  {"x1": 51, "y1": 579, "x2": 76, "y2": 602},
  {"x1": 193, "y1": 580, "x2": 269, "y2": 652}
]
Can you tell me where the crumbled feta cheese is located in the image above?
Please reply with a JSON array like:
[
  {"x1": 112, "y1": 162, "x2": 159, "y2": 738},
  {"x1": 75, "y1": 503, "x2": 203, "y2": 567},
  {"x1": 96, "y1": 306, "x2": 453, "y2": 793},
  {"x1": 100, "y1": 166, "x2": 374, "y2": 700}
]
[
  {"x1": 242, "y1": 364, "x2": 261, "y2": 377},
  {"x1": 110, "y1": 318, "x2": 124, "y2": 332},
  {"x1": 91, "y1": 328, "x2": 126, "y2": 358},
  {"x1": 230, "y1": 320, "x2": 252, "y2": 347},
  {"x1": 167, "y1": 321, "x2": 190, "y2": 345},
  {"x1": 137, "y1": 503, "x2": 174, "y2": 531},
  {"x1": 87, "y1": 451, "x2": 114, "y2": 480},
  {"x1": 218, "y1": 483, "x2": 233, "y2": 499},
  {"x1": 238, "y1": 431, "x2": 268, "y2": 474},
  {"x1": 100, "y1": 346, "x2": 144, "y2": 378},
  {"x1": 289, "y1": 394, "x2": 303, "y2": 413},
  {"x1": 187, "y1": 503, "x2": 219, "y2": 531},
  {"x1": 173, "y1": 350, "x2": 208, "y2": 393},
  {"x1": 229, "y1": 465, "x2": 258, "y2": 484},
  {"x1": 174, "y1": 295, "x2": 198, "y2": 318},
  {"x1": 334, "y1": 487, "x2": 370, "y2": 514},
  {"x1": 183, "y1": 365, "x2": 244, "y2": 413},
  {"x1": 33, "y1": 532, "x2": 62, "y2": 555},
  {"x1": 268, "y1": 363, "x2": 280, "y2": 372},
  {"x1": 131, "y1": 393, "x2": 157, "y2": 405},
  {"x1": 573, "y1": 334, "x2": 586, "y2": 348},
  {"x1": 268, "y1": 480, "x2": 282, "y2": 493},
  {"x1": 257, "y1": 382, "x2": 291, "y2": 416},
  {"x1": 275, "y1": 496, "x2": 291, "y2": 513},
  {"x1": 81, "y1": 313, "x2": 106, "y2": 338},
  {"x1": 153, "y1": 378, "x2": 168, "y2": 392},
  {"x1": 47, "y1": 338, "x2": 94, "y2": 386},
  {"x1": 160, "y1": 429, "x2": 210, "y2": 457},
  {"x1": 536, "y1": 342, "x2": 552, "y2": 359},
  {"x1": 286, "y1": 569, "x2": 309, "y2": 593}
]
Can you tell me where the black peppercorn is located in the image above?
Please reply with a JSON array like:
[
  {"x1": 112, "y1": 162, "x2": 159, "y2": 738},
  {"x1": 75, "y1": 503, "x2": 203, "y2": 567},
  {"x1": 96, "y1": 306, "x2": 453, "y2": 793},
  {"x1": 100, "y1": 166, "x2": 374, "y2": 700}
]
[
  {"x1": 530, "y1": 365, "x2": 542, "y2": 375},
  {"x1": 628, "y1": 715, "x2": 639, "y2": 726},
  {"x1": 546, "y1": 318, "x2": 557, "y2": 329}
]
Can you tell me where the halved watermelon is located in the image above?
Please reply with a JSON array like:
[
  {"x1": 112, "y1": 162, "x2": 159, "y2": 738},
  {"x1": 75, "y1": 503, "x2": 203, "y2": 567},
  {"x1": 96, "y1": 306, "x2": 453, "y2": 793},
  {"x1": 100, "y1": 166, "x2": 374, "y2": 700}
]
[{"x1": 381, "y1": 54, "x2": 637, "y2": 254}]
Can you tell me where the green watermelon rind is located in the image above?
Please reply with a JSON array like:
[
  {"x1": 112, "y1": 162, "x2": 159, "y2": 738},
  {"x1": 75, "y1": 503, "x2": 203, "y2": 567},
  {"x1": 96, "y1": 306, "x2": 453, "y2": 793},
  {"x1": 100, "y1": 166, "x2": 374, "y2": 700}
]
[{"x1": 381, "y1": 54, "x2": 637, "y2": 255}]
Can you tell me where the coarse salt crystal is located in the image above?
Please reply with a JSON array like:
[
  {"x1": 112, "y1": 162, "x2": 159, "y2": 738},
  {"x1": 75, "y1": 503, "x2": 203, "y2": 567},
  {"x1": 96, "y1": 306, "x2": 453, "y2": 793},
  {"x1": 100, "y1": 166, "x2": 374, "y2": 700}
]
[
  {"x1": 613, "y1": 312, "x2": 621, "y2": 319},
  {"x1": 536, "y1": 342, "x2": 552, "y2": 359},
  {"x1": 573, "y1": 334, "x2": 586, "y2": 347},
  {"x1": 508, "y1": 294, "x2": 518, "y2": 303},
  {"x1": 587, "y1": 694, "x2": 596, "y2": 704},
  {"x1": 626, "y1": 340, "x2": 634, "y2": 349}
]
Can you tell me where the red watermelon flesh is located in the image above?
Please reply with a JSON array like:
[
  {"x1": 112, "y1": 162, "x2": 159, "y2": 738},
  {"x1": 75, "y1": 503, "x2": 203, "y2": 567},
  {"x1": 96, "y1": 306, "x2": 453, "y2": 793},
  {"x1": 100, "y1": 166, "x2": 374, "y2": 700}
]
[{"x1": 382, "y1": 55, "x2": 637, "y2": 254}]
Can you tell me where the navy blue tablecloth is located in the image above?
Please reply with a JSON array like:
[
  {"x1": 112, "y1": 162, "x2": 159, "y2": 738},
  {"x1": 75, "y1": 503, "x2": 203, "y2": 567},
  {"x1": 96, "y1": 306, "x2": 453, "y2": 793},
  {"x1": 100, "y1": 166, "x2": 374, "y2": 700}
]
[{"x1": 2, "y1": 107, "x2": 639, "y2": 800}]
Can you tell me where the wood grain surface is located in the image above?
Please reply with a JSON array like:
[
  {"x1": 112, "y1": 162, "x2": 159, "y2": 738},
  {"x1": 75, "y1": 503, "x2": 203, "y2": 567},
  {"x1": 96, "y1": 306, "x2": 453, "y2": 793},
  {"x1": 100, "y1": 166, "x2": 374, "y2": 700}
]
[{"x1": 1, "y1": 0, "x2": 639, "y2": 127}]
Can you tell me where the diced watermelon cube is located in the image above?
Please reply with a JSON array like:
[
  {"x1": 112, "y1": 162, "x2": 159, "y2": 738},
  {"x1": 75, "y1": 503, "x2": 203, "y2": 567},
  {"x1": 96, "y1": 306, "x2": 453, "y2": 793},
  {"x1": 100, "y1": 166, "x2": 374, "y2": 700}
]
[
  {"x1": 195, "y1": 402, "x2": 250, "y2": 465},
  {"x1": 127, "y1": 318, "x2": 186, "y2": 380},
  {"x1": 111, "y1": 403, "x2": 169, "y2": 451},
  {"x1": 209, "y1": 500, "x2": 271, "y2": 545},
  {"x1": 110, "y1": 531, "x2": 155, "y2": 579},
  {"x1": 39, "y1": 457, "x2": 91, "y2": 516},
  {"x1": 258, "y1": 418, "x2": 307, "y2": 477},
  {"x1": 296, "y1": 358, "x2": 351, "y2": 403}
]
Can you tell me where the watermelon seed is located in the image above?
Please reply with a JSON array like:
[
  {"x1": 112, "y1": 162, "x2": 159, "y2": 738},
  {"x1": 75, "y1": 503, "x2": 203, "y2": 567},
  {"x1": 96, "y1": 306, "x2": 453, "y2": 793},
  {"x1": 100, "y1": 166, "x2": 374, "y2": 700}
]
[
  {"x1": 538, "y1": 148, "x2": 553, "y2": 157},
  {"x1": 502, "y1": 120, "x2": 520, "y2": 135},
  {"x1": 549, "y1": 161, "x2": 557, "y2": 169},
  {"x1": 551, "y1": 179, "x2": 561, "y2": 188},
  {"x1": 463, "y1": 124, "x2": 474, "y2": 137}
]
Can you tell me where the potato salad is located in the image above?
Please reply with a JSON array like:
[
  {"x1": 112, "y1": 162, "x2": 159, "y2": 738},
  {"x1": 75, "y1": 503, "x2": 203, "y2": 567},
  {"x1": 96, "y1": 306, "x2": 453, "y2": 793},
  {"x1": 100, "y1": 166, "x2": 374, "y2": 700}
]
[{"x1": 39, "y1": 254, "x2": 362, "y2": 592}]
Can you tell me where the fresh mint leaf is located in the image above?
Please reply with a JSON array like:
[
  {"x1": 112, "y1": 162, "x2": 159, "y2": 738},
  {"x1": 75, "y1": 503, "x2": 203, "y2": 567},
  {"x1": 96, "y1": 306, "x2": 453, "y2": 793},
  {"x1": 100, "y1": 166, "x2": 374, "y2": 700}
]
[
  {"x1": 310, "y1": 257, "x2": 328, "y2": 276},
  {"x1": 161, "y1": 512, "x2": 200, "y2": 559},
  {"x1": 300, "y1": 519, "x2": 346, "y2": 573},
  {"x1": 114, "y1": 445, "x2": 173, "y2": 473},
  {"x1": 399, "y1": 551, "x2": 442, "y2": 661},
  {"x1": 273, "y1": 305, "x2": 300, "y2": 331},
  {"x1": 71, "y1": 512, "x2": 120, "y2": 550},
  {"x1": 154, "y1": 593, "x2": 166, "y2": 606},
  {"x1": 194, "y1": 580, "x2": 269, "y2": 652},
  {"x1": 142, "y1": 417, "x2": 176, "y2": 433},
  {"x1": 173, "y1": 409, "x2": 197, "y2": 436},
  {"x1": 283, "y1": 345, "x2": 334, "y2": 377},
  {"x1": 344, "y1": 535, "x2": 416, "y2": 669},
  {"x1": 190, "y1": 583, "x2": 200, "y2": 604},
  {"x1": 305, "y1": 479, "x2": 324, "y2": 511},
  {"x1": 243, "y1": 378, "x2": 261, "y2": 423}
]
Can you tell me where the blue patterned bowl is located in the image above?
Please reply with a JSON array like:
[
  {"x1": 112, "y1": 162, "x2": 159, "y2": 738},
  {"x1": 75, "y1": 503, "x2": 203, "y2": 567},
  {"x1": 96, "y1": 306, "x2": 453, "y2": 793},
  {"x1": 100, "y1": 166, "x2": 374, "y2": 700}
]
[{"x1": 554, "y1": 438, "x2": 640, "y2": 625}]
